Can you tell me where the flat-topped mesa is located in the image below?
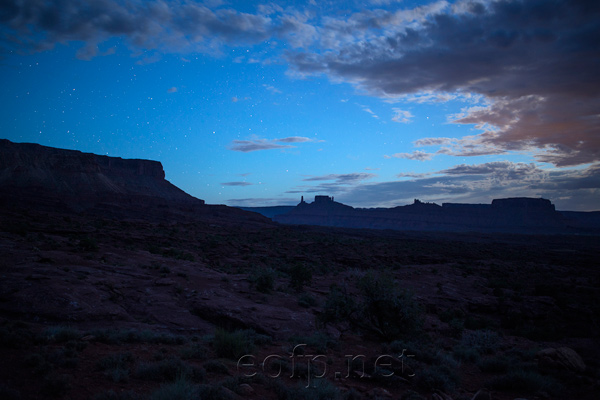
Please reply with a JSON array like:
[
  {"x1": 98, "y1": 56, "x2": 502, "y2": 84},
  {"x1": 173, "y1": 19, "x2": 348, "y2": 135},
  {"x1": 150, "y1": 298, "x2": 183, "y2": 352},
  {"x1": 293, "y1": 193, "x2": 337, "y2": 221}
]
[
  {"x1": 491, "y1": 197, "x2": 555, "y2": 211},
  {"x1": 314, "y1": 195, "x2": 334, "y2": 204},
  {"x1": 0, "y1": 139, "x2": 205, "y2": 215}
]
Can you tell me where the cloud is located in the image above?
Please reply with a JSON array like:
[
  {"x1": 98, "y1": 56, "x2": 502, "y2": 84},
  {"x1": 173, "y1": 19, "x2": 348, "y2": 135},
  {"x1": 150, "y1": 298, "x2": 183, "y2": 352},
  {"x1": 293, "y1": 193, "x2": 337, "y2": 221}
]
[
  {"x1": 287, "y1": 172, "x2": 377, "y2": 195},
  {"x1": 336, "y1": 162, "x2": 600, "y2": 211},
  {"x1": 277, "y1": 136, "x2": 312, "y2": 143},
  {"x1": 0, "y1": 0, "x2": 280, "y2": 56},
  {"x1": 391, "y1": 108, "x2": 413, "y2": 123},
  {"x1": 221, "y1": 181, "x2": 252, "y2": 186},
  {"x1": 385, "y1": 150, "x2": 434, "y2": 161},
  {"x1": 263, "y1": 84, "x2": 282, "y2": 94},
  {"x1": 303, "y1": 173, "x2": 376, "y2": 184},
  {"x1": 414, "y1": 137, "x2": 456, "y2": 147},
  {"x1": 228, "y1": 136, "x2": 316, "y2": 152},
  {"x1": 359, "y1": 105, "x2": 379, "y2": 119},
  {"x1": 287, "y1": 0, "x2": 600, "y2": 167}
]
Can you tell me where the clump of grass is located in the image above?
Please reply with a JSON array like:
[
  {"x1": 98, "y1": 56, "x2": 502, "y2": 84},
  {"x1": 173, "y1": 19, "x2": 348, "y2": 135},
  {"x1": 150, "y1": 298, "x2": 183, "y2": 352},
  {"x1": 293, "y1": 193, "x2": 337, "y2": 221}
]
[
  {"x1": 78, "y1": 236, "x2": 99, "y2": 251},
  {"x1": 289, "y1": 332, "x2": 338, "y2": 354},
  {"x1": 41, "y1": 326, "x2": 81, "y2": 343},
  {"x1": 288, "y1": 263, "x2": 313, "y2": 291},
  {"x1": 93, "y1": 390, "x2": 139, "y2": 400},
  {"x1": 250, "y1": 268, "x2": 277, "y2": 294},
  {"x1": 212, "y1": 328, "x2": 255, "y2": 360},
  {"x1": 203, "y1": 360, "x2": 229, "y2": 374},
  {"x1": 0, "y1": 384, "x2": 21, "y2": 400},
  {"x1": 415, "y1": 365, "x2": 459, "y2": 393},
  {"x1": 96, "y1": 352, "x2": 134, "y2": 383},
  {"x1": 179, "y1": 343, "x2": 208, "y2": 360},
  {"x1": 460, "y1": 329, "x2": 500, "y2": 355},
  {"x1": 41, "y1": 373, "x2": 71, "y2": 397},
  {"x1": 89, "y1": 329, "x2": 185, "y2": 345},
  {"x1": 452, "y1": 345, "x2": 480, "y2": 363},
  {"x1": 135, "y1": 358, "x2": 204, "y2": 383},
  {"x1": 486, "y1": 369, "x2": 564, "y2": 394},
  {"x1": 477, "y1": 356, "x2": 512, "y2": 374},
  {"x1": 298, "y1": 293, "x2": 317, "y2": 308},
  {"x1": 150, "y1": 378, "x2": 198, "y2": 400}
]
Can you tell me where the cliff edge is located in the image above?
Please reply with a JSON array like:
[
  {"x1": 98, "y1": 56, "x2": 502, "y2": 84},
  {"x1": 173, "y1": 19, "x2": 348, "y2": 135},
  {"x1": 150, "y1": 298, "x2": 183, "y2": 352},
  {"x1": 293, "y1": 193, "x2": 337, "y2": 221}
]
[{"x1": 0, "y1": 139, "x2": 204, "y2": 216}]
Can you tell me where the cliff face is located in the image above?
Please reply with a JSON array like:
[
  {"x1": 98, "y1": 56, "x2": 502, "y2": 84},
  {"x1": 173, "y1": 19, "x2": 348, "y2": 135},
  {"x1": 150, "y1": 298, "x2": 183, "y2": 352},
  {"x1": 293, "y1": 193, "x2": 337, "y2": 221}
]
[
  {"x1": 274, "y1": 196, "x2": 586, "y2": 234},
  {"x1": 0, "y1": 139, "x2": 204, "y2": 215}
]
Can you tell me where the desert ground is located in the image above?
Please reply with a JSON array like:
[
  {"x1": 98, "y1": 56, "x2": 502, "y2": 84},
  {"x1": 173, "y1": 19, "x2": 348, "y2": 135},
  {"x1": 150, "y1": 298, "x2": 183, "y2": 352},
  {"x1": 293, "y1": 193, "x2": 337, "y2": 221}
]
[{"x1": 1, "y1": 206, "x2": 599, "y2": 399}]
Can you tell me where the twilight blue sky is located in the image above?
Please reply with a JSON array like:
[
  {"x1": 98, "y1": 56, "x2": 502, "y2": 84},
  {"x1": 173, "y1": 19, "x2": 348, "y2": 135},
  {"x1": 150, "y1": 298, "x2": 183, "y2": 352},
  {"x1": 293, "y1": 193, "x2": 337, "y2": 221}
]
[{"x1": 1, "y1": 0, "x2": 599, "y2": 210}]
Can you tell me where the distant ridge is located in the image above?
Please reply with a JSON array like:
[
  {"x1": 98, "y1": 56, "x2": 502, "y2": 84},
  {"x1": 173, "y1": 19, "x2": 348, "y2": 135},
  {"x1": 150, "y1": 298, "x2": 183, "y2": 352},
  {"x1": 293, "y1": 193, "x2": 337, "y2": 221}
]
[{"x1": 271, "y1": 195, "x2": 600, "y2": 234}]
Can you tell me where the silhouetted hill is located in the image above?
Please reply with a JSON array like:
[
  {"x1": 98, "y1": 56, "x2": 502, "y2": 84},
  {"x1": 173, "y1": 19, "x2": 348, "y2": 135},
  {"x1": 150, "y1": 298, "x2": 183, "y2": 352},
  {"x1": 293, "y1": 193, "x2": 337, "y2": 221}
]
[
  {"x1": 274, "y1": 196, "x2": 599, "y2": 234},
  {"x1": 0, "y1": 139, "x2": 269, "y2": 225},
  {"x1": 238, "y1": 206, "x2": 295, "y2": 219}
]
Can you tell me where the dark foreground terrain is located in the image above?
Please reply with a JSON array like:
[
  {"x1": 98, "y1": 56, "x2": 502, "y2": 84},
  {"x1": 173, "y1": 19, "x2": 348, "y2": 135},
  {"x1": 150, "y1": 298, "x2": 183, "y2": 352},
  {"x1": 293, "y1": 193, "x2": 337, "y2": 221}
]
[{"x1": 1, "y1": 205, "x2": 599, "y2": 400}]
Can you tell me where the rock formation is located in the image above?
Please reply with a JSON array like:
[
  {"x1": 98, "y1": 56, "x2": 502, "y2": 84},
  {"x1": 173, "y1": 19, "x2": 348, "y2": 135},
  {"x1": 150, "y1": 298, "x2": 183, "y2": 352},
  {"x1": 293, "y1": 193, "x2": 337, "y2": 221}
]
[
  {"x1": 0, "y1": 139, "x2": 204, "y2": 217},
  {"x1": 274, "y1": 195, "x2": 597, "y2": 234}
]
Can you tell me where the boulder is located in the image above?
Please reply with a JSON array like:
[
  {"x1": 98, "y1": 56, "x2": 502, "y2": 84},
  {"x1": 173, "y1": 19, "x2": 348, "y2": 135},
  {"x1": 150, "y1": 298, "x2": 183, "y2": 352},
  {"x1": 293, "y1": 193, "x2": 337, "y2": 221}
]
[{"x1": 537, "y1": 347, "x2": 586, "y2": 373}]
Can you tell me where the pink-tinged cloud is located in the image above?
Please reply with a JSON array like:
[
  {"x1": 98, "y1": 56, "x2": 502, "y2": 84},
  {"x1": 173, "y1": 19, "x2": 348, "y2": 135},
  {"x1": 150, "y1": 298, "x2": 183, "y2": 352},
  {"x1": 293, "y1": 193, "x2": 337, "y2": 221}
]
[{"x1": 288, "y1": 0, "x2": 600, "y2": 167}]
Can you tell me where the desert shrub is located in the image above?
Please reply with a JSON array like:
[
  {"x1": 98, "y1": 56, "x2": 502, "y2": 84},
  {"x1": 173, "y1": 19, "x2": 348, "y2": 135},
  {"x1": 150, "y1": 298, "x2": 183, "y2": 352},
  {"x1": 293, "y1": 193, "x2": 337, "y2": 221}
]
[
  {"x1": 213, "y1": 328, "x2": 255, "y2": 360},
  {"x1": 197, "y1": 384, "x2": 234, "y2": 400},
  {"x1": 179, "y1": 343, "x2": 208, "y2": 360},
  {"x1": 251, "y1": 268, "x2": 276, "y2": 294},
  {"x1": 460, "y1": 330, "x2": 500, "y2": 355},
  {"x1": 319, "y1": 284, "x2": 357, "y2": 323},
  {"x1": 93, "y1": 390, "x2": 139, "y2": 400},
  {"x1": 150, "y1": 378, "x2": 198, "y2": 400},
  {"x1": 42, "y1": 326, "x2": 81, "y2": 343},
  {"x1": 415, "y1": 365, "x2": 459, "y2": 393},
  {"x1": 162, "y1": 248, "x2": 195, "y2": 261},
  {"x1": 89, "y1": 329, "x2": 185, "y2": 345},
  {"x1": 486, "y1": 369, "x2": 563, "y2": 394},
  {"x1": 400, "y1": 391, "x2": 427, "y2": 400},
  {"x1": 289, "y1": 332, "x2": 338, "y2": 353},
  {"x1": 298, "y1": 293, "x2": 317, "y2": 308},
  {"x1": 0, "y1": 384, "x2": 21, "y2": 400},
  {"x1": 135, "y1": 358, "x2": 204, "y2": 383},
  {"x1": 41, "y1": 373, "x2": 71, "y2": 397},
  {"x1": 203, "y1": 360, "x2": 229, "y2": 374},
  {"x1": 78, "y1": 236, "x2": 99, "y2": 251},
  {"x1": 270, "y1": 379, "x2": 339, "y2": 400},
  {"x1": 357, "y1": 271, "x2": 423, "y2": 340},
  {"x1": 96, "y1": 352, "x2": 134, "y2": 383},
  {"x1": 289, "y1": 263, "x2": 312, "y2": 291},
  {"x1": 477, "y1": 356, "x2": 512, "y2": 374},
  {"x1": 452, "y1": 345, "x2": 480, "y2": 363}
]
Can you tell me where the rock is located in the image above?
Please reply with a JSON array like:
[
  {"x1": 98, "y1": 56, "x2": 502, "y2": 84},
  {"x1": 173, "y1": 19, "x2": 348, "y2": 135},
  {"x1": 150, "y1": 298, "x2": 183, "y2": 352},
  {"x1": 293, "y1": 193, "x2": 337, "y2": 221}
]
[
  {"x1": 537, "y1": 347, "x2": 586, "y2": 373},
  {"x1": 237, "y1": 383, "x2": 254, "y2": 396},
  {"x1": 366, "y1": 387, "x2": 392, "y2": 398},
  {"x1": 471, "y1": 389, "x2": 493, "y2": 400},
  {"x1": 273, "y1": 195, "x2": 572, "y2": 234},
  {"x1": 432, "y1": 391, "x2": 453, "y2": 400}
]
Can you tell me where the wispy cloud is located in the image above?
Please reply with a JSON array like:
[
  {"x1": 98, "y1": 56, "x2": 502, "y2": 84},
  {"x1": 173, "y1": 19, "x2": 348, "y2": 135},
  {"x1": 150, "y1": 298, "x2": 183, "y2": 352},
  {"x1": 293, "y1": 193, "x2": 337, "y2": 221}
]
[
  {"x1": 303, "y1": 173, "x2": 376, "y2": 184},
  {"x1": 385, "y1": 150, "x2": 434, "y2": 161},
  {"x1": 263, "y1": 84, "x2": 282, "y2": 94},
  {"x1": 221, "y1": 181, "x2": 253, "y2": 186},
  {"x1": 228, "y1": 136, "x2": 316, "y2": 152},
  {"x1": 391, "y1": 108, "x2": 413, "y2": 123}
]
